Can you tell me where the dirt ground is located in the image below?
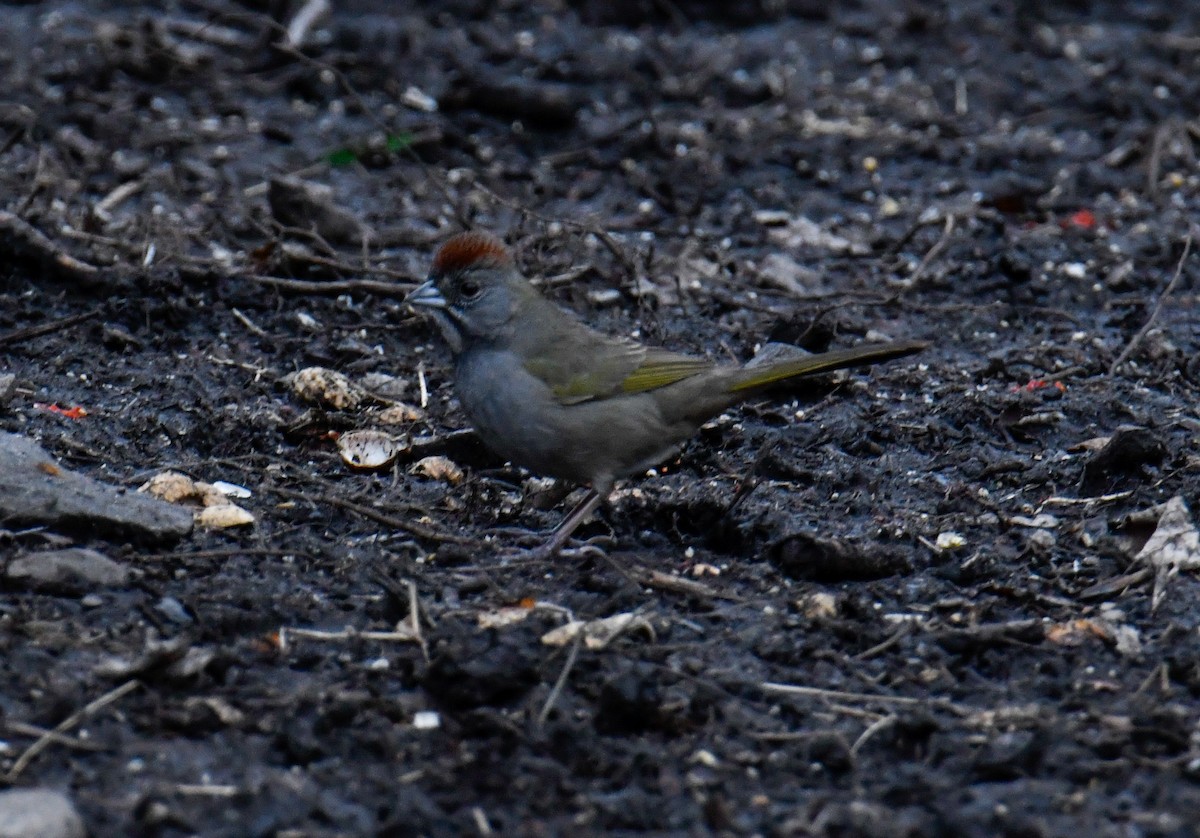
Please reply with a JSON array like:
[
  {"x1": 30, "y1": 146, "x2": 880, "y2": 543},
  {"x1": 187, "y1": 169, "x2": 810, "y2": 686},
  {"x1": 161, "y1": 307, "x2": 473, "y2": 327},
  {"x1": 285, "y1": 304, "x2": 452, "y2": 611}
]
[{"x1": 2, "y1": 0, "x2": 1200, "y2": 835}]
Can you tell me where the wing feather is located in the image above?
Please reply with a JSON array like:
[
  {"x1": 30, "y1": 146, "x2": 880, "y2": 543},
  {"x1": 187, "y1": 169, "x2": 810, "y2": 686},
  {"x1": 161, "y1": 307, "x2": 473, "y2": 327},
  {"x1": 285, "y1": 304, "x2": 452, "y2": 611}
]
[
  {"x1": 619, "y1": 351, "x2": 714, "y2": 393},
  {"x1": 522, "y1": 331, "x2": 712, "y2": 405}
]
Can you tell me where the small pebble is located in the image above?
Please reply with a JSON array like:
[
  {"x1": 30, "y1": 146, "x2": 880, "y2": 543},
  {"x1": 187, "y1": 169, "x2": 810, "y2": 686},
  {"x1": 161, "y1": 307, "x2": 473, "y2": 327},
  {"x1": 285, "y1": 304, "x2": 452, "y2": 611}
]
[
  {"x1": 413, "y1": 711, "x2": 440, "y2": 730},
  {"x1": 0, "y1": 789, "x2": 86, "y2": 838},
  {"x1": 155, "y1": 596, "x2": 193, "y2": 625}
]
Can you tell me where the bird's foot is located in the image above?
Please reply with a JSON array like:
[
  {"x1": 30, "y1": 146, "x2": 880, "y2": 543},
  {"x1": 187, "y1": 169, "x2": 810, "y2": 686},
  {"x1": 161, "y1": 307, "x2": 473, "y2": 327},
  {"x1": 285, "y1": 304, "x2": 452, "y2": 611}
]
[{"x1": 485, "y1": 488, "x2": 611, "y2": 559}]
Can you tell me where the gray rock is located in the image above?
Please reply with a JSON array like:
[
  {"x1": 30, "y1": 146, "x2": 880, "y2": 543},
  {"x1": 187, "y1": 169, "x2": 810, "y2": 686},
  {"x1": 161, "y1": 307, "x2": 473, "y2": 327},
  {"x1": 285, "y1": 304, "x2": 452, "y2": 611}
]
[
  {"x1": 7, "y1": 547, "x2": 130, "y2": 594},
  {"x1": 0, "y1": 789, "x2": 85, "y2": 838},
  {"x1": 359, "y1": 372, "x2": 409, "y2": 399},
  {"x1": 154, "y1": 596, "x2": 193, "y2": 624},
  {"x1": 0, "y1": 432, "x2": 193, "y2": 543},
  {"x1": 0, "y1": 373, "x2": 14, "y2": 407}
]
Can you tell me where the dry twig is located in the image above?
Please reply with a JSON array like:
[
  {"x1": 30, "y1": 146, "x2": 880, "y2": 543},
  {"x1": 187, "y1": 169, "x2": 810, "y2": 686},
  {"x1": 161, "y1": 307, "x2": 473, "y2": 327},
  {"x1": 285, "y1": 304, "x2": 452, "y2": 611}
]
[
  {"x1": 284, "y1": 0, "x2": 329, "y2": 47},
  {"x1": 0, "y1": 210, "x2": 100, "y2": 279},
  {"x1": 642, "y1": 569, "x2": 719, "y2": 599},
  {"x1": 898, "y1": 214, "x2": 956, "y2": 288},
  {"x1": 537, "y1": 632, "x2": 582, "y2": 728},
  {"x1": 4, "y1": 721, "x2": 106, "y2": 753},
  {"x1": 850, "y1": 713, "x2": 898, "y2": 758},
  {"x1": 405, "y1": 578, "x2": 430, "y2": 662},
  {"x1": 231, "y1": 307, "x2": 269, "y2": 337},
  {"x1": 1109, "y1": 229, "x2": 1194, "y2": 375},
  {"x1": 0, "y1": 308, "x2": 101, "y2": 348},
  {"x1": 280, "y1": 626, "x2": 420, "y2": 644},
  {"x1": 761, "y1": 681, "x2": 966, "y2": 715},
  {"x1": 270, "y1": 485, "x2": 479, "y2": 547},
  {"x1": 244, "y1": 274, "x2": 413, "y2": 297},
  {"x1": 5, "y1": 679, "x2": 140, "y2": 781},
  {"x1": 853, "y1": 622, "x2": 914, "y2": 661}
]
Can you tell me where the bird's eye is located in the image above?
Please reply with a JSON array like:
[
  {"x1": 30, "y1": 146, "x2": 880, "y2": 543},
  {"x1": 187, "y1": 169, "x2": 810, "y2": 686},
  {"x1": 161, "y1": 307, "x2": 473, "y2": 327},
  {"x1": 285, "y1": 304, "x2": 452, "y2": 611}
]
[{"x1": 459, "y1": 278, "x2": 482, "y2": 299}]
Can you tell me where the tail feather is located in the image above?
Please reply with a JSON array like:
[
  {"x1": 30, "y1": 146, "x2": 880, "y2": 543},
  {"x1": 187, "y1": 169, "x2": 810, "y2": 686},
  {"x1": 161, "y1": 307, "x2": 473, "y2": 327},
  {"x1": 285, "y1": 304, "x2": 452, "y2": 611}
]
[{"x1": 728, "y1": 340, "x2": 928, "y2": 392}]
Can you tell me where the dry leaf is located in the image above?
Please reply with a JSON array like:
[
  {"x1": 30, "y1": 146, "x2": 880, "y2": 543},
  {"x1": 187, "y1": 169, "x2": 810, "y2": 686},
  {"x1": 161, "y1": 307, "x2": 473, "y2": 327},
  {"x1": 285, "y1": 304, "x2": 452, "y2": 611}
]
[
  {"x1": 376, "y1": 403, "x2": 425, "y2": 424},
  {"x1": 1045, "y1": 619, "x2": 1112, "y2": 646},
  {"x1": 755, "y1": 252, "x2": 826, "y2": 297},
  {"x1": 1009, "y1": 514, "x2": 1059, "y2": 529},
  {"x1": 196, "y1": 504, "x2": 255, "y2": 528},
  {"x1": 1132, "y1": 496, "x2": 1200, "y2": 611},
  {"x1": 198, "y1": 484, "x2": 236, "y2": 508},
  {"x1": 798, "y1": 591, "x2": 839, "y2": 620},
  {"x1": 140, "y1": 470, "x2": 199, "y2": 503},
  {"x1": 1109, "y1": 623, "x2": 1142, "y2": 657},
  {"x1": 541, "y1": 612, "x2": 654, "y2": 649},
  {"x1": 477, "y1": 606, "x2": 535, "y2": 630},
  {"x1": 763, "y1": 215, "x2": 869, "y2": 255},
  {"x1": 411, "y1": 456, "x2": 464, "y2": 485},
  {"x1": 337, "y1": 429, "x2": 403, "y2": 470},
  {"x1": 289, "y1": 367, "x2": 364, "y2": 410},
  {"x1": 141, "y1": 471, "x2": 250, "y2": 510},
  {"x1": 964, "y1": 704, "x2": 1043, "y2": 729}
]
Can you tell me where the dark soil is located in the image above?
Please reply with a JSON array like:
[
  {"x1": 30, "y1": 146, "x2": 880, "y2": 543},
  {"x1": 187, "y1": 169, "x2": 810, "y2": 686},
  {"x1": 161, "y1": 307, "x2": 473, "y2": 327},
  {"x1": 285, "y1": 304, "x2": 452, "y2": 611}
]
[{"x1": 3, "y1": 1, "x2": 1200, "y2": 835}]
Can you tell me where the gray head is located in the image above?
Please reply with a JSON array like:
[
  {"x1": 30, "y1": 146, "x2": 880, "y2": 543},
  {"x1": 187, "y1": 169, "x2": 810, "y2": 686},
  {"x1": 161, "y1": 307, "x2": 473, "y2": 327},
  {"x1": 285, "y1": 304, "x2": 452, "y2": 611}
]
[{"x1": 407, "y1": 231, "x2": 538, "y2": 354}]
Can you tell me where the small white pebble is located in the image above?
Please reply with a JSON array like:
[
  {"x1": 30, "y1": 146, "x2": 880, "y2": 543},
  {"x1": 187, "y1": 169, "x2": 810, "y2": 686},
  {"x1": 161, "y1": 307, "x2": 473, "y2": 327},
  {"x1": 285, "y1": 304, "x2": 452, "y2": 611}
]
[
  {"x1": 401, "y1": 85, "x2": 438, "y2": 113},
  {"x1": 936, "y1": 532, "x2": 966, "y2": 550},
  {"x1": 413, "y1": 711, "x2": 440, "y2": 730}
]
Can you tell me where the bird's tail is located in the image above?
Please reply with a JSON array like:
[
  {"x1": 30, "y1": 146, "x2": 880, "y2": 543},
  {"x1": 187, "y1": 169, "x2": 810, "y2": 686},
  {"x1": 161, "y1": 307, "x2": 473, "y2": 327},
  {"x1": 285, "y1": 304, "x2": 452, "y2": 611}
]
[{"x1": 728, "y1": 340, "x2": 928, "y2": 392}]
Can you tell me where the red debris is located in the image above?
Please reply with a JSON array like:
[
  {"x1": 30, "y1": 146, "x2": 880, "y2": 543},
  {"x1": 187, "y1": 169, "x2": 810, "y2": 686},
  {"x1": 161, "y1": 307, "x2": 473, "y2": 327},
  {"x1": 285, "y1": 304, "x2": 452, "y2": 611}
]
[
  {"x1": 1062, "y1": 209, "x2": 1097, "y2": 230},
  {"x1": 1010, "y1": 379, "x2": 1066, "y2": 393},
  {"x1": 34, "y1": 402, "x2": 88, "y2": 419}
]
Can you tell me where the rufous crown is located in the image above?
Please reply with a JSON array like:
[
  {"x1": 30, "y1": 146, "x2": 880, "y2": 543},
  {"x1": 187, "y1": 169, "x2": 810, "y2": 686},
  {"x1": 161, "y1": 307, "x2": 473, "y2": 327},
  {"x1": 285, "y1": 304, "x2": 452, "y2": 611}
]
[{"x1": 431, "y1": 231, "x2": 513, "y2": 275}]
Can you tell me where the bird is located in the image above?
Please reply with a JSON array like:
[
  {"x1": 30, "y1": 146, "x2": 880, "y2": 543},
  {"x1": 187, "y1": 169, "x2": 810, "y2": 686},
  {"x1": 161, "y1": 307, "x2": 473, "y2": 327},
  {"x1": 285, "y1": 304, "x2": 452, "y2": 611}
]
[{"x1": 407, "y1": 230, "x2": 925, "y2": 557}]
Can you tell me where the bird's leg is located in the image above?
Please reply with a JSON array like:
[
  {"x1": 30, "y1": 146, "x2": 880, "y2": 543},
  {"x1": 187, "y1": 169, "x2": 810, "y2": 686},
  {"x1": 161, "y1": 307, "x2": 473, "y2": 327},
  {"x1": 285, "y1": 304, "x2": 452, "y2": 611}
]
[
  {"x1": 485, "y1": 482, "x2": 594, "y2": 546},
  {"x1": 529, "y1": 486, "x2": 608, "y2": 559}
]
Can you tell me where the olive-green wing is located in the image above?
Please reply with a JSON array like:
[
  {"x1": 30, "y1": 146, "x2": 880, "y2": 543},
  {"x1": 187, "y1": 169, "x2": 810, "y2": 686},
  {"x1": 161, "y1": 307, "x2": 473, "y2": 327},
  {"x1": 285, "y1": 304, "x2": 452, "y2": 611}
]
[
  {"x1": 524, "y1": 336, "x2": 713, "y2": 406},
  {"x1": 619, "y1": 349, "x2": 714, "y2": 394}
]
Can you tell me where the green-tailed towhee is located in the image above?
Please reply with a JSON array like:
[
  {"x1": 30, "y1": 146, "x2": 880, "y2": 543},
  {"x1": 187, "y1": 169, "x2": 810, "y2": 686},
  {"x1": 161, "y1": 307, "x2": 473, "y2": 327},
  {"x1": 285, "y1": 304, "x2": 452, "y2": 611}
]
[{"x1": 408, "y1": 230, "x2": 925, "y2": 556}]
